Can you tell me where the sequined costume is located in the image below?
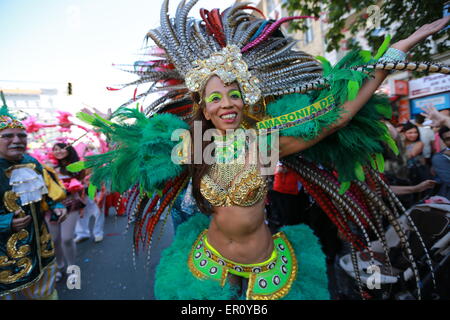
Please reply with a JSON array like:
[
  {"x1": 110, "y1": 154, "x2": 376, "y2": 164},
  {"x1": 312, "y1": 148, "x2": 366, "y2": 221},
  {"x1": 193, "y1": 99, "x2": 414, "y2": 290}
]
[
  {"x1": 199, "y1": 140, "x2": 268, "y2": 207},
  {"x1": 156, "y1": 213, "x2": 329, "y2": 300}
]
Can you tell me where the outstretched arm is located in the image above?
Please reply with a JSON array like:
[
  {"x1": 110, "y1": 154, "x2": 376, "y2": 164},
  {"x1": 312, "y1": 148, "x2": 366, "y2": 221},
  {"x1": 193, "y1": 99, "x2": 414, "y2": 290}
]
[
  {"x1": 420, "y1": 106, "x2": 450, "y2": 128},
  {"x1": 279, "y1": 16, "x2": 450, "y2": 158}
]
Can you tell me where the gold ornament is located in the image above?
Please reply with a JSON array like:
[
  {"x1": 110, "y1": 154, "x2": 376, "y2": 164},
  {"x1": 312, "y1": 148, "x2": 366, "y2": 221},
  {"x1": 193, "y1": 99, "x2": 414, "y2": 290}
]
[{"x1": 185, "y1": 45, "x2": 261, "y2": 105}]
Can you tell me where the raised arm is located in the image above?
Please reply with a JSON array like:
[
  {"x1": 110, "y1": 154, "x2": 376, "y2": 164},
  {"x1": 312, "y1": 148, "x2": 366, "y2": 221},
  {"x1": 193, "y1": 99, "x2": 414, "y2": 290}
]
[
  {"x1": 420, "y1": 106, "x2": 450, "y2": 129},
  {"x1": 407, "y1": 141, "x2": 424, "y2": 159},
  {"x1": 279, "y1": 16, "x2": 450, "y2": 158}
]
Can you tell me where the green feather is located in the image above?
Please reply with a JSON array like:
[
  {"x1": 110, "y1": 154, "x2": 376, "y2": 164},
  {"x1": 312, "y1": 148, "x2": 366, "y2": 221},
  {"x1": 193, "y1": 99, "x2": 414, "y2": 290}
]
[
  {"x1": 384, "y1": 133, "x2": 399, "y2": 155},
  {"x1": 0, "y1": 91, "x2": 18, "y2": 119},
  {"x1": 315, "y1": 56, "x2": 332, "y2": 74},
  {"x1": 373, "y1": 34, "x2": 392, "y2": 60},
  {"x1": 0, "y1": 91, "x2": 7, "y2": 109},
  {"x1": 76, "y1": 112, "x2": 97, "y2": 125},
  {"x1": 66, "y1": 161, "x2": 87, "y2": 172},
  {"x1": 0, "y1": 105, "x2": 8, "y2": 117},
  {"x1": 354, "y1": 162, "x2": 365, "y2": 181},
  {"x1": 88, "y1": 183, "x2": 97, "y2": 199},
  {"x1": 347, "y1": 80, "x2": 359, "y2": 101},
  {"x1": 369, "y1": 155, "x2": 377, "y2": 170},
  {"x1": 375, "y1": 153, "x2": 385, "y2": 173},
  {"x1": 338, "y1": 181, "x2": 351, "y2": 195},
  {"x1": 78, "y1": 110, "x2": 190, "y2": 194},
  {"x1": 359, "y1": 50, "x2": 372, "y2": 63},
  {"x1": 93, "y1": 113, "x2": 114, "y2": 125},
  {"x1": 375, "y1": 103, "x2": 392, "y2": 119}
]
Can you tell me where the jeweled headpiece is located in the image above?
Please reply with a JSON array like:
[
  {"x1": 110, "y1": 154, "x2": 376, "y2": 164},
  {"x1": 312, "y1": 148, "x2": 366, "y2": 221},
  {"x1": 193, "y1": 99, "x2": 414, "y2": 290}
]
[
  {"x1": 0, "y1": 91, "x2": 25, "y2": 131},
  {"x1": 185, "y1": 45, "x2": 261, "y2": 105}
]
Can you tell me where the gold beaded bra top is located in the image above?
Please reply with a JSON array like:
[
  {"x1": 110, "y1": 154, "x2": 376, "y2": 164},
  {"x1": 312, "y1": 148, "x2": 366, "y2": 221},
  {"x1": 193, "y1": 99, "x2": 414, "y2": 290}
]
[
  {"x1": 199, "y1": 134, "x2": 267, "y2": 207},
  {"x1": 200, "y1": 162, "x2": 268, "y2": 207}
]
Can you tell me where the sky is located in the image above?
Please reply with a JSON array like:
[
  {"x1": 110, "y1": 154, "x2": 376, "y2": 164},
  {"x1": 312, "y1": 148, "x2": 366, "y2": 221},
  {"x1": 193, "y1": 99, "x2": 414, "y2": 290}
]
[{"x1": 0, "y1": 0, "x2": 235, "y2": 112}]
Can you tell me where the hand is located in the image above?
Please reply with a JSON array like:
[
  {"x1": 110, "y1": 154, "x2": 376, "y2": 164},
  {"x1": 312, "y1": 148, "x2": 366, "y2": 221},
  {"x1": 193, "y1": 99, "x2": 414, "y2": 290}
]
[
  {"x1": 11, "y1": 210, "x2": 32, "y2": 232},
  {"x1": 420, "y1": 106, "x2": 449, "y2": 127},
  {"x1": 413, "y1": 180, "x2": 437, "y2": 193},
  {"x1": 392, "y1": 16, "x2": 450, "y2": 52},
  {"x1": 54, "y1": 208, "x2": 68, "y2": 224},
  {"x1": 81, "y1": 107, "x2": 112, "y2": 120}
]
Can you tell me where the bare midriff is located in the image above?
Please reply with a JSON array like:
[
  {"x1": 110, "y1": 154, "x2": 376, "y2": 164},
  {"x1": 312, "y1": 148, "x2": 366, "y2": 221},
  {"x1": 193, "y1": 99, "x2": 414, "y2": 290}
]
[{"x1": 206, "y1": 199, "x2": 274, "y2": 265}]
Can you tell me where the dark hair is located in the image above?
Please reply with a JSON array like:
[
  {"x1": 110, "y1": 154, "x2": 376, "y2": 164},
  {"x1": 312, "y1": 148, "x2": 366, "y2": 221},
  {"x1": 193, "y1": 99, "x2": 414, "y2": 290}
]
[
  {"x1": 438, "y1": 126, "x2": 450, "y2": 140},
  {"x1": 395, "y1": 123, "x2": 405, "y2": 130},
  {"x1": 415, "y1": 113, "x2": 426, "y2": 125},
  {"x1": 53, "y1": 142, "x2": 81, "y2": 177},
  {"x1": 189, "y1": 91, "x2": 214, "y2": 214},
  {"x1": 401, "y1": 122, "x2": 421, "y2": 142}
]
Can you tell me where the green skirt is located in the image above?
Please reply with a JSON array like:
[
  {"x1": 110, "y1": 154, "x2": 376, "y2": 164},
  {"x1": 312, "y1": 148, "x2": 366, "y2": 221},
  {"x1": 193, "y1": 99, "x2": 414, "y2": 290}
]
[{"x1": 154, "y1": 213, "x2": 330, "y2": 300}]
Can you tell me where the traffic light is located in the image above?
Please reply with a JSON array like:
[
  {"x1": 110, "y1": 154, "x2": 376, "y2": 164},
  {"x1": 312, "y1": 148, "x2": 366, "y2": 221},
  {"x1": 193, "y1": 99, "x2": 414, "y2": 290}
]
[{"x1": 68, "y1": 82, "x2": 72, "y2": 95}]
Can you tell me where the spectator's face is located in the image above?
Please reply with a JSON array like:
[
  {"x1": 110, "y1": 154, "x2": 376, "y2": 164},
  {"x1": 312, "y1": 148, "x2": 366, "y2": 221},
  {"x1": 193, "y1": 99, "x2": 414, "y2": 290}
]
[
  {"x1": 404, "y1": 128, "x2": 419, "y2": 142},
  {"x1": 52, "y1": 145, "x2": 69, "y2": 160},
  {"x1": 442, "y1": 131, "x2": 450, "y2": 148},
  {"x1": 0, "y1": 128, "x2": 27, "y2": 161}
]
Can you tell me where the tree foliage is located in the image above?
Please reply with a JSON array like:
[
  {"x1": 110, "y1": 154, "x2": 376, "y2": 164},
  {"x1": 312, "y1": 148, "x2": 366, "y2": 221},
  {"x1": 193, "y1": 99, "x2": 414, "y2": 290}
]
[{"x1": 283, "y1": 0, "x2": 448, "y2": 61}]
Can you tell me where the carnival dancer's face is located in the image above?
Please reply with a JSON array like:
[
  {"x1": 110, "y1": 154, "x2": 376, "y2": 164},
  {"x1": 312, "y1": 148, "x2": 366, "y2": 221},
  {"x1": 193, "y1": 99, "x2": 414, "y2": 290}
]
[
  {"x1": 203, "y1": 76, "x2": 244, "y2": 134},
  {"x1": 52, "y1": 145, "x2": 69, "y2": 160},
  {"x1": 0, "y1": 128, "x2": 27, "y2": 161}
]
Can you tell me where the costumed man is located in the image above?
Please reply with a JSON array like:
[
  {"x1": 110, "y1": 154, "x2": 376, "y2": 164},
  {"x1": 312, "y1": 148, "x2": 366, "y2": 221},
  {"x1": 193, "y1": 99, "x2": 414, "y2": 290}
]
[
  {"x1": 0, "y1": 93, "x2": 67, "y2": 300},
  {"x1": 68, "y1": 1, "x2": 450, "y2": 300}
]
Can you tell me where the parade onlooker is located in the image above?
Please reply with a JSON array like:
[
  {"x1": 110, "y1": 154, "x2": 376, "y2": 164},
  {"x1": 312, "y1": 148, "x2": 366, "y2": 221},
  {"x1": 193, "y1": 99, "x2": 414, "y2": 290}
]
[
  {"x1": 421, "y1": 105, "x2": 450, "y2": 154},
  {"x1": 266, "y1": 162, "x2": 305, "y2": 232},
  {"x1": 401, "y1": 122, "x2": 429, "y2": 185},
  {"x1": 432, "y1": 125, "x2": 445, "y2": 153},
  {"x1": 390, "y1": 180, "x2": 437, "y2": 195},
  {"x1": 74, "y1": 182, "x2": 105, "y2": 243},
  {"x1": 415, "y1": 114, "x2": 435, "y2": 166},
  {"x1": 74, "y1": 144, "x2": 105, "y2": 244},
  {"x1": 383, "y1": 120, "x2": 409, "y2": 182},
  {"x1": 0, "y1": 101, "x2": 64, "y2": 299},
  {"x1": 431, "y1": 127, "x2": 450, "y2": 200},
  {"x1": 48, "y1": 142, "x2": 85, "y2": 282}
]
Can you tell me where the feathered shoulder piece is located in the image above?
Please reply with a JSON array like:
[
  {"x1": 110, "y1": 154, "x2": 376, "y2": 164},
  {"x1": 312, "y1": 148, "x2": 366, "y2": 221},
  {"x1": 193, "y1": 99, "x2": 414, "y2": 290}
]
[
  {"x1": 262, "y1": 41, "x2": 398, "y2": 191},
  {"x1": 67, "y1": 108, "x2": 189, "y2": 195}
]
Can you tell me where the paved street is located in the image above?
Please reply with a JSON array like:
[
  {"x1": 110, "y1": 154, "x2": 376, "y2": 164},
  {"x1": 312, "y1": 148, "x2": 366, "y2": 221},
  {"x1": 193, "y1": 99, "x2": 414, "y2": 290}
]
[{"x1": 56, "y1": 212, "x2": 174, "y2": 300}]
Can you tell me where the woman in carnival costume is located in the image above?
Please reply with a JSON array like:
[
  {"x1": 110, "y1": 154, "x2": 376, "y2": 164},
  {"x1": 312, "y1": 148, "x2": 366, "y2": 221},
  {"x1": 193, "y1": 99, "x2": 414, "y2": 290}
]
[{"x1": 69, "y1": 1, "x2": 449, "y2": 300}]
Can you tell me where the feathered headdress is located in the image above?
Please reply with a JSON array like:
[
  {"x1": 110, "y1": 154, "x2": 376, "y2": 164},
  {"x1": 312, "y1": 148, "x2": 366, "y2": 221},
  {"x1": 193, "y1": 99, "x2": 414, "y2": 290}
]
[
  {"x1": 70, "y1": 0, "x2": 450, "y2": 299},
  {"x1": 0, "y1": 91, "x2": 25, "y2": 131}
]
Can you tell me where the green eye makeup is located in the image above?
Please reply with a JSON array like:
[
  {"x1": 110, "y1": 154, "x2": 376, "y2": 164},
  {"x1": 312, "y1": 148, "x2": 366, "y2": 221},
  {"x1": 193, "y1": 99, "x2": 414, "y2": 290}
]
[
  {"x1": 206, "y1": 93, "x2": 223, "y2": 103},
  {"x1": 229, "y1": 90, "x2": 242, "y2": 99}
]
